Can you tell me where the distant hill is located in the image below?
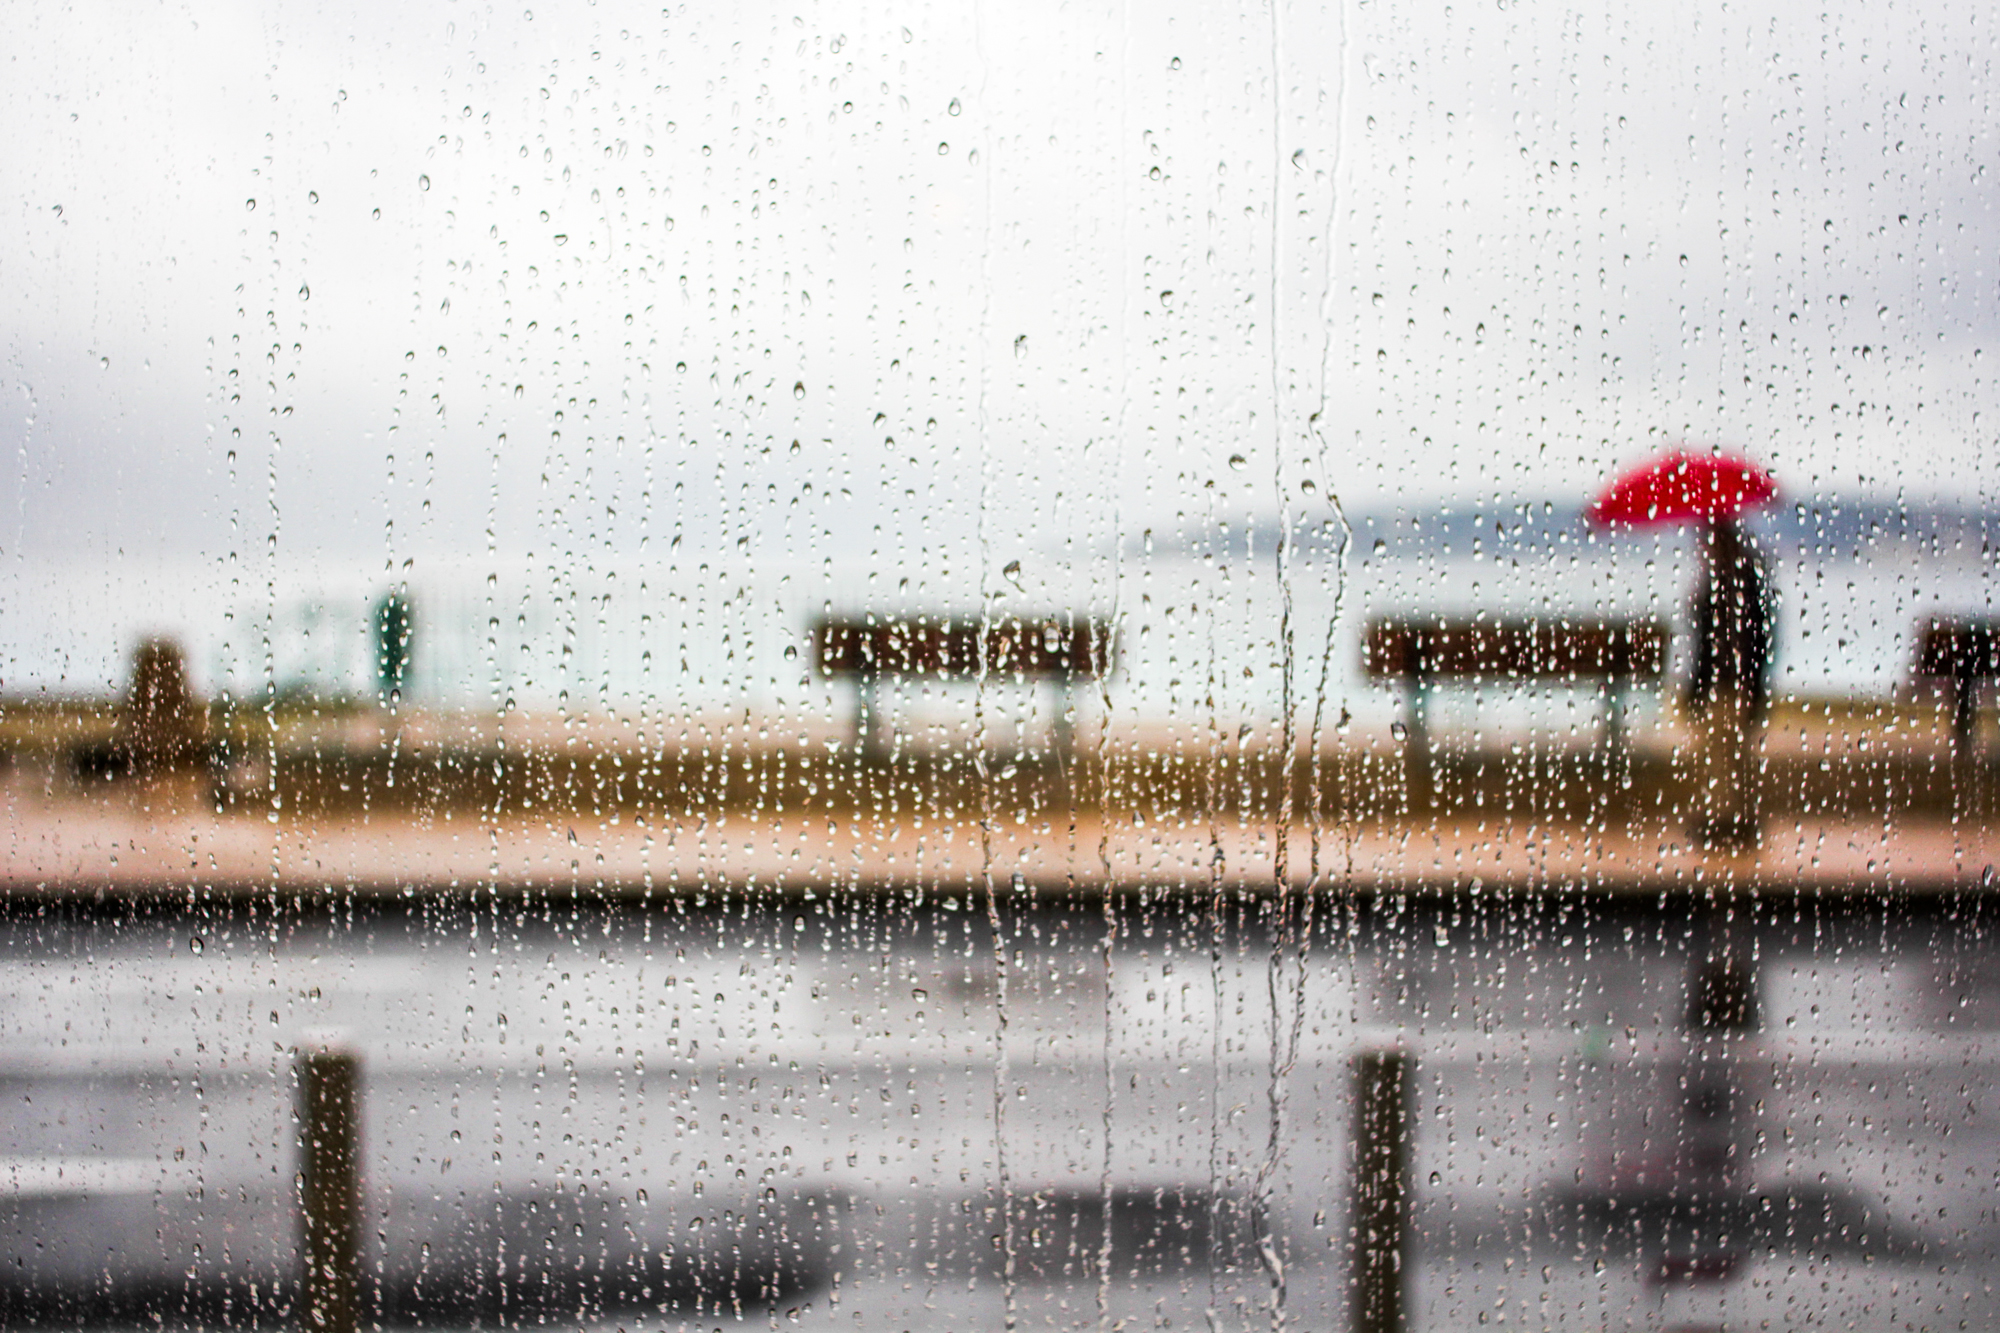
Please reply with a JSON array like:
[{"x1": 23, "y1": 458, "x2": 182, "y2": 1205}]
[{"x1": 1137, "y1": 497, "x2": 2000, "y2": 566}]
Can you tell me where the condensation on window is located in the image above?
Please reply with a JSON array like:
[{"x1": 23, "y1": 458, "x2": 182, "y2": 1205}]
[{"x1": 0, "y1": 2, "x2": 1994, "y2": 1330}]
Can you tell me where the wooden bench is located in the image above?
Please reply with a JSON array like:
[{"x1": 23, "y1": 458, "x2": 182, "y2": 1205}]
[
  {"x1": 1363, "y1": 617, "x2": 1670, "y2": 778},
  {"x1": 1913, "y1": 619, "x2": 2000, "y2": 752},
  {"x1": 813, "y1": 616, "x2": 1115, "y2": 758}
]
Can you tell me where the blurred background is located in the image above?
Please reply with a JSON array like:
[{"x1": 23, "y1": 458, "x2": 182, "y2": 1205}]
[{"x1": 2, "y1": 0, "x2": 1997, "y2": 1329}]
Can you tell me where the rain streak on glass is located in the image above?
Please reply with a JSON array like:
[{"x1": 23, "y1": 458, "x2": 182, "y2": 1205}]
[{"x1": 0, "y1": 2, "x2": 1996, "y2": 1331}]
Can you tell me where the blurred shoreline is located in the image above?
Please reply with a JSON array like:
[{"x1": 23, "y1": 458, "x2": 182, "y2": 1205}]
[{"x1": 3, "y1": 695, "x2": 1993, "y2": 900}]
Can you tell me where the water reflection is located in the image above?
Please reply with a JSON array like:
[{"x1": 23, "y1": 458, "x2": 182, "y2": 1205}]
[{"x1": 0, "y1": 891, "x2": 1989, "y2": 1329}]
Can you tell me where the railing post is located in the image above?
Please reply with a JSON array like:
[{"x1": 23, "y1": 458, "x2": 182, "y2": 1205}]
[
  {"x1": 299, "y1": 1043, "x2": 361, "y2": 1333},
  {"x1": 1352, "y1": 1049, "x2": 1411, "y2": 1333}
]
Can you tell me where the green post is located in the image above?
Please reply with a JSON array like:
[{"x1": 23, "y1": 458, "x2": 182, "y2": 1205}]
[{"x1": 373, "y1": 591, "x2": 414, "y2": 706}]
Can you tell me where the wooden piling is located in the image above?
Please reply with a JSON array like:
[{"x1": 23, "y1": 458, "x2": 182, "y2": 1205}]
[
  {"x1": 299, "y1": 1044, "x2": 361, "y2": 1333},
  {"x1": 1352, "y1": 1049, "x2": 1411, "y2": 1333}
]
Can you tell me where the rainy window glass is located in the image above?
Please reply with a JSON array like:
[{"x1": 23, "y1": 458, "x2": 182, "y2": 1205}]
[{"x1": 4, "y1": 3, "x2": 1997, "y2": 1330}]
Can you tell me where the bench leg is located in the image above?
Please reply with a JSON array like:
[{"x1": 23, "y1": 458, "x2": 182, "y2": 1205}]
[
  {"x1": 1602, "y1": 680, "x2": 1631, "y2": 781},
  {"x1": 1404, "y1": 676, "x2": 1433, "y2": 806},
  {"x1": 1052, "y1": 677, "x2": 1077, "y2": 764},
  {"x1": 855, "y1": 676, "x2": 889, "y2": 762},
  {"x1": 1952, "y1": 677, "x2": 1979, "y2": 756}
]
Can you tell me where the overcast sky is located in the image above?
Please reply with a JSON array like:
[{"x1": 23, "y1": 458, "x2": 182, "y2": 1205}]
[{"x1": 4, "y1": 0, "x2": 1997, "y2": 689}]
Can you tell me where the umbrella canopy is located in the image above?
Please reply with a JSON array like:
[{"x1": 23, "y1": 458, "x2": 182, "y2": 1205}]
[{"x1": 1586, "y1": 449, "x2": 1777, "y2": 529}]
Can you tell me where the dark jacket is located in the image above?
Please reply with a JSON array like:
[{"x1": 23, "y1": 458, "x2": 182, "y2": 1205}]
[{"x1": 1688, "y1": 529, "x2": 1774, "y2": 719}]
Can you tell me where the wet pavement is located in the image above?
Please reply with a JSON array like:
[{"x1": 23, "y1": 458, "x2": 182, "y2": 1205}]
[{"x1": 0, "y1": 888, "x2": 1993, "y2": 1330}]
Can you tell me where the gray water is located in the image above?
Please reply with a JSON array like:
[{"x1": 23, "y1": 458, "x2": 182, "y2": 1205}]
[{"x1": 0, "y1": 891, "x2": 1992, "y2": 1330}]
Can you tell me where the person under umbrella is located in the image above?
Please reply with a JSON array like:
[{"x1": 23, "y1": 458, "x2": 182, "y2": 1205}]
[
  {"x1": 1686, "y1": 516, "x2": 1775, "y2": 848},
  {"x1": 1589, "y1": 449, "x2": 1778, "y2": 851}
]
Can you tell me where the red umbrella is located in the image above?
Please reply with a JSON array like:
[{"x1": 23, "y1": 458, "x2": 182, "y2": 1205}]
[{"x1": 1586, "y1": 448, "x2": 1777, "y2": 529}]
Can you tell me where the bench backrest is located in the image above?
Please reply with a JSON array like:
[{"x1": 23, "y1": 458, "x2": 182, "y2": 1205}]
[
  {"x1": 1364, "y1": 618, "x2": 1669, "y2": 683},
  {"x1": 1914, "y1": 619, "x2": 2000, "y2": 685},
  {"x1": 815, "y1": 617, "x2": 1114, "y2": 681}
]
